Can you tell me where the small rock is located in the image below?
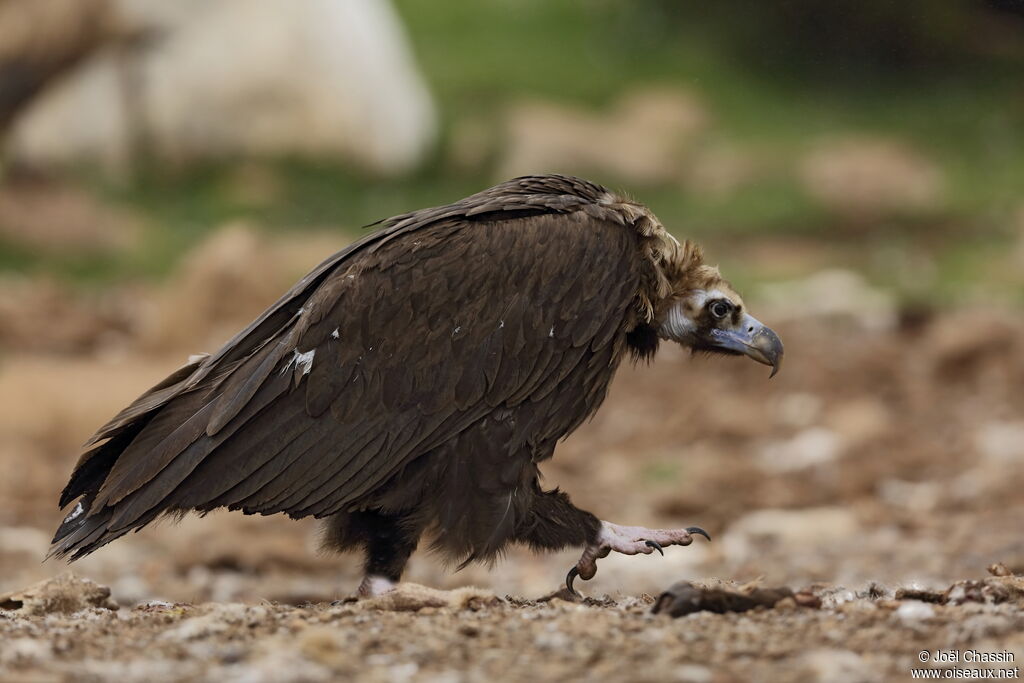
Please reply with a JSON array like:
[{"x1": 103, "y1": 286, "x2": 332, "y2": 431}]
[
  {"x1": 160, "y1": 612, "x2": 230, "y2": 641},
  {"x1": 359, "y1": 584, "x2": 502, "y2": 613},
  {"x1": 533, "y1": 630, "x2": 570, "y2": 650},
  {"x1": 673, "y1": 664, "x2": 713, "y2": 683},
  {"x1": 988, "y1": 563, "x2": 1013, "y2": 577},
  {"x1": 0, "y1": 637, "x2": 53, "y2": 665},
  {"x1": 946, "y1": 577, "x2": 1024, "y2": 605},
  {"x1": 794, "y1": 591, "x2": 824, "y2": 609},
  {"x1": 0, "y1": 573, "x2": 118, "y2": 616},
  {"x1": 895, "y1": 600, "x2": 935, "y2": 622}
]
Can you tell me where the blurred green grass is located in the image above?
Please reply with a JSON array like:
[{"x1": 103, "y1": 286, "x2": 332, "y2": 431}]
[{"x1": 3, "y1": 0, "x2": 1023, "y2": 303}]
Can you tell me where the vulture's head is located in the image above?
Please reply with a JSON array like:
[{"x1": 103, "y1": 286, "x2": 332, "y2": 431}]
[{"x1": 655, "y1": 260, "x2": 784, "y2": 377}]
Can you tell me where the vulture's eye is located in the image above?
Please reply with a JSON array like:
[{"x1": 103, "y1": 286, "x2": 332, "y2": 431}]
[{"x1": 708, "y1": 300, "x2": 732, "y2": 320}]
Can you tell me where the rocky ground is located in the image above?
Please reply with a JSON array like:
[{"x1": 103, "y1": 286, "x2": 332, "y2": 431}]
[
  {"x1": 2, "y1": 229, "x2": 1024, "y2": 681},
  {"x1": 1, "y1": 573, "x2": 1023, "y2": 682}
]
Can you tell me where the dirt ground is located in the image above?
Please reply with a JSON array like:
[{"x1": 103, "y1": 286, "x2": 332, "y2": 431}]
[
  {"x1": 2, "y1": 230, "x2": 1024, "y2": 681},
  {"x1": 1, "y1": 573, "x2": 1023, "y2": 683}
]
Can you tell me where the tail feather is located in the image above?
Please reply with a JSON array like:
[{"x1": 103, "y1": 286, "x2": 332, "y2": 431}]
[
  {"x1": 49, "y1": 356, "x2": 212, "y2": 561},
  {"x1": 48, "y1": 498, "x2": 113, "y2": 560},
  {"x1": 48, "y1": 235, "x2": 363, "y2": 562}
]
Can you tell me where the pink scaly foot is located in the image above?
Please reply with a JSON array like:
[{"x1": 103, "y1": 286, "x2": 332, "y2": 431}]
[{"x1": 566, "y1": 521, "x2": 711, "y2": 596}]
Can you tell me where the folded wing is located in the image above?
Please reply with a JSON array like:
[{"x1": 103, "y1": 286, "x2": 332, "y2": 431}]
[{"x1": 51, "y1": 176, "x2": 643, "y2": 559}]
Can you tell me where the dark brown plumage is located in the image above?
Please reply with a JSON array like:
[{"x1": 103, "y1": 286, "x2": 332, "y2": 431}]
[{"x1": 51, "y1": 175, "x2": 782, "y2": 595}]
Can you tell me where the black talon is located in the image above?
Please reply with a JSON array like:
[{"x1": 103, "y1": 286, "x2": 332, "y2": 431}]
[
  {"x1": 645, "y1": 540, "x2": 664, "y2": 555},
  {"x1": 686, "y1": 526, "x2": 711, "y2": 542},
  {"x1": 565, "y1": 567, "x2": 582, "y2": 597}
]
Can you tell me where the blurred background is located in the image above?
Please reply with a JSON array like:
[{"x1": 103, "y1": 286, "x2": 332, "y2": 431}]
[{"x1": 1, "y1": 0, "x2": 1023, "y2": 604}]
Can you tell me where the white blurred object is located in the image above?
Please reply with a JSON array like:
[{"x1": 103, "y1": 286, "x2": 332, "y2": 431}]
[
  {"x1": 757, "y1": 427, "x2": 843, "y2": 473},
  {"x1": 877, "y1": 478, "x2": 940, "y2": 513},
  {"x1": 975, "y1": 421, "x2": 1024, "y2": 463},
  {"x1": 722, "y1": 507, "x2": 860, "y2": 565},
  {"x1": 5, "y1": 0, "x2": 436, "y2": 175},
  {"x1": 895, "y1": 600, "x2": 935, "y2": 623},
  {"x1": 758, "y1": 269, "x2": 897, "y2": 330}
]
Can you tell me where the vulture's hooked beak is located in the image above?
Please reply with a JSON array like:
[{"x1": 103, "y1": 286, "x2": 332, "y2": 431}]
[{"x1": 707, "y1": 314, "x2": 784, "y2": 377}]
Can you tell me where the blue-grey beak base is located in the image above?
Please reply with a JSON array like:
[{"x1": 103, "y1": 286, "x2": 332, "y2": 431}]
[{"x1": 708, "y1": 317, "x2": 784, "y2": 377}]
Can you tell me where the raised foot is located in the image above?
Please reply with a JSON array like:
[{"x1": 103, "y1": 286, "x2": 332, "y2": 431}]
[{"x1": 566, "y1": 521, "x2": 710, "y2": 597}]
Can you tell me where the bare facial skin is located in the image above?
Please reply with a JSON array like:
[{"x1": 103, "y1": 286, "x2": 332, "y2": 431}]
[{"x1": 659, "y1": 287, "x2": 783, "y2": 377}]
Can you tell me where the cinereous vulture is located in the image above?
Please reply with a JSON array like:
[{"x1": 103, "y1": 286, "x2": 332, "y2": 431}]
[{"x1": 51, "y1": 175, "x2": 782, "y2": 596}]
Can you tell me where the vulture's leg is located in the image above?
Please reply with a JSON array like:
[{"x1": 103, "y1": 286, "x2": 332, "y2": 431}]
[
  {"x1": 322, "y1": 510, "x2": 424, "y2": 597},
  {"x1": 513, "y1": 487, "x2": 602, "y2": 551},
  {"x1": 567, "y1": 522, "x2": 711, "y2": 596},
  {"x1": 512, "y1": 489, "x2": 710, "y2": 594}
]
